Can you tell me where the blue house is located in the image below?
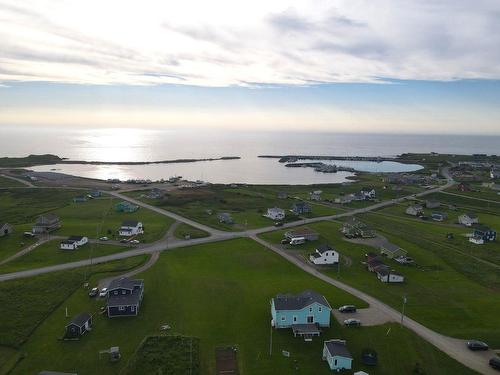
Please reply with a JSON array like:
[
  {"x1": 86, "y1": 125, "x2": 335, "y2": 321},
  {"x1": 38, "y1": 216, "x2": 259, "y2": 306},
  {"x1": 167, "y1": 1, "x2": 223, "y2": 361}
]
[
  {"x1": 90, "y1": 189, "x2": 102, "y2": 198},
  {"x1": 271, "y1": 290, "x2": 332, "y2": 330},
  {"x1": 291, "y1": 202, "x2": 312, "y2": 215},
  {"x1": 473, "y1": 225, "x2": 497, "y2": 242},
  {"x1": 323, "y1": 339, "x2": 353, "y2": 371},
  {"x1": 106, "y1": 277, "x2": 144, "y2": 317}
]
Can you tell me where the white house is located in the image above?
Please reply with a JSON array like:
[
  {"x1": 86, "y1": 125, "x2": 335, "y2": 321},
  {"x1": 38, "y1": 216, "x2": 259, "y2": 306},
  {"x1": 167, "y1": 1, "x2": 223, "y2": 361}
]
[
  {"x1": 60, "y1": 240, "x2": 78, "y2": 250},
  {"x1": 335, "y1": 196, "x2": 352, "y2": 204},
  {"x1": 309, "y1": 244, "x2": 339, "y2": 265},
  {"x1": 376, "y1": 269, "x2": 405, "y2": 283},
  {"x1": 310, "y1": 190, "x2": 322, "y2": 201},
  {"x1": 265, "y1": 207, "x2": 285, "y2": 221},
  {"x1": 458, "y1": 213, "x2": 479, "y2": 227},
  {"x1": 405, "y1": 204, "x2": 423, "y2": 216},
  {"x1": 119, "y1": 220, "x2": 144, "y2": 237},
  {"x1": 360, "y1": 187, "x2": 376, "y2": 199},
  {"x1": 68, "y1": 236, "x2": 88, "y2": 246},
  {"x1": 469, "y1": 236, "x2": 484, "y2": 245}
]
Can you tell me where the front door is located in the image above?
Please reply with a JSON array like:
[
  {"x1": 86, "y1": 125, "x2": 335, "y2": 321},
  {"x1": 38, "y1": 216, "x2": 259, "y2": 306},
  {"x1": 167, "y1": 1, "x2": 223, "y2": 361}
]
[{"x1": 307, "y1": 315, "x2": 314, "y2": 323}]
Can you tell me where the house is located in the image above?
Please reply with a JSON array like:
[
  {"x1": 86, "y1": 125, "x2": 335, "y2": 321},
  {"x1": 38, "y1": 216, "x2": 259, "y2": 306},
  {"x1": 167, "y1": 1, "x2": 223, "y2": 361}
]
[
  {"x1": 107, "y1": 277, "x2": 144, "y2": 317},
  {"x1": 291, "y1": 202, "x2": 312, "y2": 215},
  {"x1": 309, "y1": 244, "x2": 339, "y2": 265},
  {"x1": 376, "y1": 268, "x2": 405, "y2": 283},
  {"x1": 350, "y1": 192, "x2": 365, "y2": 201},
  {"x1": 0, "y1": 223, "x2": 13, "y2": 237},
  {"x1": 265, "y1": 207, "x2": 285, "y2": 221},
  {"x1": 405, "y1": 204, "x2": 423, "y2": 216},
  {"x1": 65, "y1": 312, "x2": 92, "y2": 339},
  {"x1": 145, "y1": 188, "x2": 163, "y2": 199},
  {"x1": 115, "y1": 201, "x2": 139, "y2": 213},
  {"x1": 457, "y1": 183, "x2": 471, "y2": 192},
  {"x1": 271, "y1": 290, "x2": 332, "y2": 329},
  {"x1": 218, "y1": 212, "x2": 234, "y2": 224},
  {"x1": 360, "y1": 187, "x2": 376, "y2": 200},
  {"x1": 469, "y1": 236, "x2": 484, "y2": 245},
  {"x1": 90, "y1": 189, "x2": 102, "y2": 198},
  {"x1": 431, "y1": 211, "x2": 447, "y2": 221},
  {"x1": 285, "y1": 228, "x2": 319, "y2": 241},
  {"x1": 322, "y1": 339, "x2": 353, "y2": 372},
  {"x1": 425, "y1": 199, "x2": 440, "y2": 209},
  {"x1": 366, "y1": 259, "x2": 389, "y2": 273},
  {"x1": 119, "y1": 220, "x2": 144, "y2": 237},
  {"x1": 60, "y1": 239, "x2": 78, "y2": 250},
  {"x1": 68, "y1": 235, "x2": 88, "y2": 246},
  {"x1": 334, "y1": 195, "x2": 352, "y2": 204},
  {"x1": 341, "y1": 217, "x2": 376, "y2": 238},
  {"x1": 380, "y1": 243, "x2": 407, "y2": 259},
  {"x1": 458, "y1": 212, "x2": 479, "y2": 227},
  {"x1": 491, "y1": 169, "x2": 500, "y2": 179},
  {"x1": 473, "y1": 225, "x2": 497, "y2": 242},
  {"x1": 277, "y1": 191, "x2": 288, "y2": 199},
  {"x1": 73, "y1": 196, "x2": 88, "y2": 203},
  {"x1": 309, "y1": 190, "x2": 322, "y2": 201},
  {"x1": 32, "y1": 213, "x2": 61, "y2": 234}
]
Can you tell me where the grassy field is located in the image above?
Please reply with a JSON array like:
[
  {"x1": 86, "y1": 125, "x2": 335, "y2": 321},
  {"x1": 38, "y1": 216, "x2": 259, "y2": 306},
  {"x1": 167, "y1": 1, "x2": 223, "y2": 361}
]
[
  {"x1": 260, "y1": 220, "x2": 500, "y2": 347},
  {"x1": 0, "y1": 176, "x2": 25, "y2": 188},
  {"x1": 0, "y1": 188, "x2": 174, "y2": 248},
  {"x1": 0, "y1": 240, "x2": 132, "y2": 274},
  {"x1": 0, "y1": 227, "x2": 37, "y2": 262},
  {"x1": 10, "y1": 238, "x2": 475, "y2": 375},
  {"x1": 173, "y1": 223, "x2": 210, "y2": 240}
]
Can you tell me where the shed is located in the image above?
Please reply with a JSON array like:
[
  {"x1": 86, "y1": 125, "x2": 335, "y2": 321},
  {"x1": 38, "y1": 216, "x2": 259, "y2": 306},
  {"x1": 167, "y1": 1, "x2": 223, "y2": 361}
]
[
  {"x1": 380, "y1": 243, "x2": 407, "y2": 259},
  {"x1": 323, "y1": 339, "x2": 353, "y2": 371},
  {"x1": 65, "y1": 313, "x2": 92, "y2": 339},
  {"x1": 0, "y1": 223, "x2": 13, "y2": 237}
]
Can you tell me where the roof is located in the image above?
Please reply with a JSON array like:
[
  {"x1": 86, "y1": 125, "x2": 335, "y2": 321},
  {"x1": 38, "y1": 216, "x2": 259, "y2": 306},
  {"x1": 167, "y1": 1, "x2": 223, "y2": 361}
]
[
  {"x1": 0, "y1": 223, "x2": 10, "y2": 228},
  {"x1": 376, "y1": 268, "x2": 403, "y2": 277},
  {"x1": 108, "y1": 277, "x2": 144, "y2": 291},
  {"x1": 68, "y1": 235, "x2": 85, "y2": 241},
  {"x1": 107, "y1": 291, "x2": 141, "y2": 307},
  {"x1": 293, "y1": 201, "x2": 310, "y2": 208},
  {"x1": 465, "y1": 212, "x2": 478, "y2": 219},
  {"x1": 37, "y1": 213, "x2": 60, "y2": 222},
  {"x1": 381, "y1": 242, "x2": 401, "y2": 253},
  {"x1": 432, "y1": 211, "x2": 446, "y2": 216},
  {"x1": 474, "y1": 225, "x2": 494, "y2": 233},
  {"x1": 121, "y1": 220, "x2": 140, "y2": 227},
  {"x1": 67, "y1": 312, "x2": 91, "y2": 327},
  {"x1": 60, "y1": 240, "x2": 77, "y2": 245},
  {"x1": 361, "y1": 187, "x2": 375, "y2": 192},
  {"x1": 408, "y1": 204, "x2": 423, "y2": 210},
  {"x1": 273, "y1": 290, "x2": 331, "y2": 311},
  {"x1": 324, "y1": 340, "x2": 352, "y2": 359},
  {"x1": 316, "y1": 244, "x2": 334, "y2": 254}
]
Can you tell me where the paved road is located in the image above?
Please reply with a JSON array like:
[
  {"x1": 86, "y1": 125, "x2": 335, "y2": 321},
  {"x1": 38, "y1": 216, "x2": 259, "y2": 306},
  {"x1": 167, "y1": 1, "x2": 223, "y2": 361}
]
[
  {"x1": 440, "y1": 191, "x2": 500, "y2": 205},
  {"x1": 0, "y1": 173, "x2": 34, "y2": 187}
]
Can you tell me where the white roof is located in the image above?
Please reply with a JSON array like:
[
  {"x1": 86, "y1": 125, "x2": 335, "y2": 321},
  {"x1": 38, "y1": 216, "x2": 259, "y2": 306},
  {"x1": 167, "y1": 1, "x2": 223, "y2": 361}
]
[{"x1": 354, "y1": 372, "x2": 369, "y2": 375}]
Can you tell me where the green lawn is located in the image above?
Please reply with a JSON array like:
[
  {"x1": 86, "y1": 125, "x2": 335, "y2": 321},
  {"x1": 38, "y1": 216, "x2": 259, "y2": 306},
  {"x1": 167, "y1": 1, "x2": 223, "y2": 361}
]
[
  {"x1": 10, "y1": 238, "x2": 475, "y2": 375},
  {"x1": 173, "y1": 223, "x2": 210, "y2": 240},
  {"x1": 0, "y1": 228, "x2": 37, "y2": 262},
  {"x1": 260, "y1": 219, "x2": 500, "y2": 347},
  {"x1": 0, "y1": 176, "x2": 24, "y2": 188},
  {"x1": 0, "y1": 240, "x2": 133, "y2": 274}
]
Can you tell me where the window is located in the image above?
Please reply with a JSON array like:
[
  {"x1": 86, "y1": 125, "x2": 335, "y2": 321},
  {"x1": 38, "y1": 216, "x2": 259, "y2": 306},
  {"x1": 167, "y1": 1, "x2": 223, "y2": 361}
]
[
  {"x1": 131, "y1": 306, "x2": 135, "y2": 311},
  {"x1": 309, "y1": 307, "x2": 313, "y2": 312},
  {"x1": 293, "y1": 316, "x2": 297, "y2": 322},
  {"x1": 334, "y1": 359, "x2": 337, "y2": 366},
  {"x1": 122, "y1": 290, "x2": 126, "y2": 295},
  {"x1": 281, "y1": 316, "x2": 286, "y2": 321},
  {"x1": 307, "y1": 316, "x2": 314, "y2": 323},
  {"x1": 318, "y1": 306, "x2": 322, "y2": 312},
  {"x1": 118, "y1": 306, "x2": 125, "y2": 311},
  {"x1": 114, "y1": 291, "x2": 118, "y2": 295}
]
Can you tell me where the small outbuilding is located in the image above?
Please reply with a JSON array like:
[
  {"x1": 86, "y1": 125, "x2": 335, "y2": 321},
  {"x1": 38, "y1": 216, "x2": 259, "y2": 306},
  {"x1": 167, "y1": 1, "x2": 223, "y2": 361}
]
[
  {"x1": 0, "y1": 223, "x2": 13, "y2": 237},
  {"x1": 65, "y1": 313, "x2": 92, "y2": 339},
  {"x1": 323, "y1": 339, "x2": 353, "y2": 371},
  {"x1": 380, "y1": 243, "x2": 407, "y2": 259}
]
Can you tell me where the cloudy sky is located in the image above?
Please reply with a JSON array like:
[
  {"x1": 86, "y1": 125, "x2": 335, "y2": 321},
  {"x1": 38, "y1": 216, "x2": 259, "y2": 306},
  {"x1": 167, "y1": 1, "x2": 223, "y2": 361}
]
[{"x1": 1, "y1": 0, "x2": 500, "y2": 133}]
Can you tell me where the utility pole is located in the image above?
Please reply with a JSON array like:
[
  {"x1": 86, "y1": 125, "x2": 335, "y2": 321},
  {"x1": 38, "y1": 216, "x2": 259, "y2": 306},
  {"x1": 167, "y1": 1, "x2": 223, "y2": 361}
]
[
  {"x1": 400, "y1": 294, "x2": 407, "y2": 326},
  {"x1": 269, "y1": 325, "x2": 273, "y2": 356}
]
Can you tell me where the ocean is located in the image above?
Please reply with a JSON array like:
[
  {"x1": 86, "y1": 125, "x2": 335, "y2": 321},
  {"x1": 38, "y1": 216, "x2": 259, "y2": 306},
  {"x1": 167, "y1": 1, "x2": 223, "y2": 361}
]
[{"x1": 1, "y1": 127, "x2": 499, "y2": 184}]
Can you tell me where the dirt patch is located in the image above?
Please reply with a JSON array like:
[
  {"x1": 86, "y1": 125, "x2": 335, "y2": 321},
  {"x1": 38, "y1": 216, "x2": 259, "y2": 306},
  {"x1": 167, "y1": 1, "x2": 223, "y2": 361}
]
[{"x1": 216, "y1": 346, "x2": 239, "y2": 375}]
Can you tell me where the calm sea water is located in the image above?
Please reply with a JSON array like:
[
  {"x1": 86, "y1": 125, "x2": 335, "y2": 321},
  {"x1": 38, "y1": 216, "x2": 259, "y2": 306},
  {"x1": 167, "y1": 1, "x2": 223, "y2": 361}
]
[{"x1": 2, "y1": 127, "x2": 499, "y2": 184}]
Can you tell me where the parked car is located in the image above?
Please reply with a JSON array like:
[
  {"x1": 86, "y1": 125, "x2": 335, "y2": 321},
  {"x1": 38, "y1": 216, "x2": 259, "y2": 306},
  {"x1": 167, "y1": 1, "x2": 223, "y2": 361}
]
[
  {"x1": 99, "y1": 287, "x2": 108, "y2": 298},
  {"x1": 99, "y1": 236, "x2": 109, "y2": 241},
  {"x1": 467, "y1": 340, "x2": 489, "y2": 351},
  {"x1": 120, "y1": 239, "x2": 129, "y2": 243},
  {"x1": 339, "y1": 305, "x2": 357, "y2": 313},
  {"x1": 280, "y1": 239, "x2": 290, "y2": 245},
  {"x1": 130, "y1": 239, "x2": 140, "y2": 244},
  {"x1": 274, "y1": 222, "x2": 283, "y2": 227},
  {"x1": 344, "y1": 318, "x2": 361, "y2": 327},
  {"x1": 490, "y1": 356, "x2": 500, "y2": 370},
  {"x1": 23, "y1": 231, "x2": 36, "y2": 238},
  {"x1": 88, "y1": 287, "x2": 99, "y2": 298}
]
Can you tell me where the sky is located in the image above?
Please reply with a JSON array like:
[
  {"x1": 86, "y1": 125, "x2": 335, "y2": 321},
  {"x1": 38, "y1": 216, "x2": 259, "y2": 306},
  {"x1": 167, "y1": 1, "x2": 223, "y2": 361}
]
[{"x1": 0, "y1": 0, "x2": 500, "y2": 134}]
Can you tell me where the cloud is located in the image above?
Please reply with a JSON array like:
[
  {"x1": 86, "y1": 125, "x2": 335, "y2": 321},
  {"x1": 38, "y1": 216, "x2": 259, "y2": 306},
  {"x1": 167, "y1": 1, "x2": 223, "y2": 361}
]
[{"x1": 0, "y1": 0, "x2": 499, "y2": 86}]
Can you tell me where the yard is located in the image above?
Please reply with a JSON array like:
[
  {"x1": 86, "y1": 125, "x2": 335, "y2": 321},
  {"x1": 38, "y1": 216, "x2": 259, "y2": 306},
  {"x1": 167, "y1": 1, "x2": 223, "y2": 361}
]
[
  {"x1": 260, "y1": 220, "x2": 500, "y2": 347},
  {"x1": 173, "y1": 223, "x2": 210, "y2": 240},
  {"x1": 0, "y1": 176, "x2": 25, "y2": 188},
  {"x1": 9, "y1": 238, "x2": 475, "y2": 375}
]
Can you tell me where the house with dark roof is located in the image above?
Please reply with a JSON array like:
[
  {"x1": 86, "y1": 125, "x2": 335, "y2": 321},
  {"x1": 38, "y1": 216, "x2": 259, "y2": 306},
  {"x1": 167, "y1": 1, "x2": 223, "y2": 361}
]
[
  {"x1": 271, "y1": 290, "x2": 332, "y2": 329},
  {"x1": 65, "y1": 312, "x2": 92, "y2": 339},
  {"x1": 0, "y1": 223, "x2": 13, "y2": 237},
  {"x1": 405, "y1": 204, "x2": 423, "y2": 216},
  {"x1": 473, "y1": 225, "x2": 496, "y2": 243},
  {"x1": 380, "y1": 243, "x2": 407, "y2": 259},
  {"x1": 431, "y1": 211, "x2": 447, "y2": 222},
  {"x1": 60, "y1": 235, "x2": 88, "y2": 250},
  {"x1": 32, "y1": 213, "x2": 61, "y2": 234},
  {"x1": 376, "y1": 268, "x2": 405, "y2": 283},
  {"x1": 291, "y1": 202, "x2": 312, "y2": 215},
  {"x1": 217, "y1": 212, "x2": 234, "y2": 224},
  {"x1": 118, "y1": 220, "x2": 144, "y2": 237},
  {"x1": 106, "y1": 277, "x2": 144, "y2": 317},
  {"x1": 309, "y1": 244, "x2": 339, "y2": 265},
  {"x1": 322, "y1": 339, "x2": 353, "y2": 371},
  {"x1": 360, "y1": 187, "x2": 376, "y2": 200}
]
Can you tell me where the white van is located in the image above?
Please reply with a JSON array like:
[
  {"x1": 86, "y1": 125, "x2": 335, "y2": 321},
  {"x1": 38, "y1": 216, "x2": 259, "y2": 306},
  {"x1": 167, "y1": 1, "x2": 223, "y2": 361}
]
[{"x1": 289, "y1": 237, "x2": 306, "y2": 245}]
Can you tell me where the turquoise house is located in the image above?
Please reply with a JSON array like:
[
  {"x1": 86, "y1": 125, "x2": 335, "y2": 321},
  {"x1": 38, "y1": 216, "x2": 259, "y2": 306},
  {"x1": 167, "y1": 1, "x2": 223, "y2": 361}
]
[
  {"x1": 271, "y1": 290, "x2": 332, "y2": 329},
  {"x1": 323, "y1": 339, "x2": 353, "y2": 371}
]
